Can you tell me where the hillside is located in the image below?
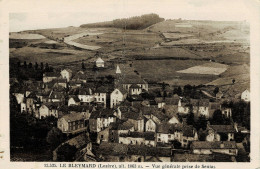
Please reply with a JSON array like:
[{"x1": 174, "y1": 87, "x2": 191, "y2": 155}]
[{"x1": 81, "y1": 13, "x2": 165, "y2": 30}]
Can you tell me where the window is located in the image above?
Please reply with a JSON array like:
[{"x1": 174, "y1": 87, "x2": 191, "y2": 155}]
[
  {"x1": 168, "y1": 135, "x2": 171, "y2": 138},
  {"x1": 158, "y1": 138, "x2": 161, "y2": 142}
]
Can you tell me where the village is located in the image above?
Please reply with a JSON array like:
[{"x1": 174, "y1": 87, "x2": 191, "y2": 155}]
[{"x1": 10, "y1": 56, "x2": 250, "y2": 162}]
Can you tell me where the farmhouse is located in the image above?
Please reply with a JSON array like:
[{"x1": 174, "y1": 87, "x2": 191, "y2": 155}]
[
  {"x1": 110, "y1": 88, "x2": 127, "y2": 108},
  {"x1": 60, "y1": 68, "x2": 73, "y2": 82},
  {"x1": 68, "y1": 95, "x2": 81, "y2": 106},
  {"x1": 57, "y1": 112, "x2": 87, "y2": 134},
  {"x1": 96, "y1": 57, "x2": 104, "y2": 67},
  {"x1": 241, "y1": 89, "x2": 250, "y2": 102},
  {"x1": 43, "y1": 72, "x2": 60, "y2": 83},
  {"x1": 38, "y1": 103, "x2": 59, "y2": 119},
  {"x1": 206, "y1": 124, "x2": 236, "y2": 141},
  {"x1": 191, "y1": 141, "x2": 238, "y2": 156},
  {"x1": 89, "y1": 109, "x2": 117, "y2": 132}
]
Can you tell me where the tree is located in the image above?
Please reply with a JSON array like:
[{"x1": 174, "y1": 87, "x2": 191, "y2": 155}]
[
  {"x1": 211, "y1": 109, "x2": 224, "y2": 125},
  {"x1": 17, "y1": 61, "x2": 21, "y2": 68},
  {"x1": 213, "y1": 87, "x2": 219, "y2": 96},
  {"x1": 177, "y1": 86, "x2": 182, "y2": 96},
  {"x1": 196, "y1": 115, "x2": 207, "y2": 130},
  {"x1": 56, "y1": 143, "x2": 77, "y2": 161},
  {"x1": 28, "y1": 62, "x2": 33, "y2": 69},
  {"x1": 232, "y1": 79, "x2": 236, "y2": 84},
  {"x1": 23, "y1": 61, "x2": 27, "y2": 68},
  {"x1": 187, "y1": 104, "x2": 194, "y2": 125},
  {"x1": 35, "y1": 62, "x2": 38, "y2": 70},
  {"x1": 40, "y1": 62, "x2": 44, "y2": 70},
  {"x1": 81, "y1": 62, "x2": 86, "y2": 70},
  {"x1": 183, "y1": 84, "x2": 192, "y2": 96},
  {"x1": 46, "y1": 127, "x2": 65, "y2": 150},
  {"x1": 45, "y1": 63, "x2": 50, "y2": 72}
]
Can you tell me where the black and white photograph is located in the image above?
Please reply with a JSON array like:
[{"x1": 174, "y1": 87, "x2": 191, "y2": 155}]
[{"x1": 1, "y1": 0, "x2": 260, "y2": 168}]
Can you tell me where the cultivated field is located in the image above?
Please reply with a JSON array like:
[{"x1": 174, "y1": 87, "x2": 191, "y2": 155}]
[
  {"x1": 10, "y1": 32, "x2": 46, "y2": 39},
  {"x1": 177, "y1": 62, "x2": 228, "y2": 75}
]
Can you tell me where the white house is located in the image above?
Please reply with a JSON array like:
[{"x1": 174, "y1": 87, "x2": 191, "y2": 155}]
[
  {"x1": 68, "y1": 96, "x2": 81, "y2": 106},
  {"x1": 96, "y1": 57, "x2": 104, "y2": 67},
  {"x1": 168, "y1": 115, "x2": 180, "y2": 124},
  {"x1": 38, "y1": 104, "x2": 58, "y2": 119},
  {"x1": 241, "y1": 89, "x2": 250, "y2": 102},
  {"x1": 13, "y1": 93, "x2": 25, "y2": 104},
  {"x1": 145, "y1": 119, "x2": 156, "y2": 132},
  {"x1": 94, "y1": 86, "x2": 108, "y2": 108},
  {"x1": 116, "y1": 65, "x2": 121, "y2": 74},
  {"x1": 60, "y1": 69, "x2": 73, "y2": 82},
  {"x1": 78, "y1": 88, "x2": 95, "y2": 103},
  {"x1": 129, "y1": 84, "x2": 142, "y2": 95},
  {"x1": 110, "y1": 88, "x2": 126, "y2": 108},
  {"x1": 43, "y1": 72, "x2": 60, "y2": 83}
]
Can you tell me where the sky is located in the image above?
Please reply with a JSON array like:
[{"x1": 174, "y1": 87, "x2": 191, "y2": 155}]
[{"x1": 8, "y1": 0, "x2": 259, "y2": 32}]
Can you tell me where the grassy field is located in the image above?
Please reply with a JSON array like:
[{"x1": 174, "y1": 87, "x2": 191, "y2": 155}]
[
  {"x1": 128, "y1": 60, "x2": 218, "y2": 85},
  {"x1": 10, "y1": 46, "x2": 96, "y2": 64},
  {"x1": 73, "y1": 31, "x2": 162, "y2": 53}
]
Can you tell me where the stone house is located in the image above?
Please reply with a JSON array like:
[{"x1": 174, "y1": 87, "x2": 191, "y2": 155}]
[
  {"x1": 129, "y1": 84, "x2": 142, "y2": 95},
  {"x1": 96, "y1": 57, "x2": 104, "y2": 67},
  {"x1": 168, "y1": 115, "x2": 180, "y2": 124},
  {"x1": 68, "y1": 95, "x2": 81, "y2": 106},
  {"x1": 78, "y1": 88, "x2": 95, "y2": 103},
  {"x1": 206, "y1": 125, "x2": 236, "y2": 141},
  {"x1": 60, "y1": 68, "x2": 73, "y2": 82},
  {"x1": 94, "y1": 86, "x2": 109, "y2": 108},
  {"x1": 121, "y1": 107, "x2": 144, "y2": 132},
  {"x1": 241, "y1": 89, "x2": 250, "y2": 102},
  {"x1": 57, "y1": 112, "x2": 87, "y2": 134},
  {"x1": 191, "y1": 141, "x2": 238, "y2": 156},
  {"x1": 48, "y1": 90, "x2": 65, "y2": 103},
  {"x1": 145, "y1": 118, "x2": 157, "y2": 132},
  {"x1": 110, "y1": 88, "x2": 127, "y2": 108},
  {"x1": 38, "y1": 103, "x2": 59, "y2": 119},
  {"x1": 120, "y1": 76, "x2": 149, "y2": 93},
  {"x1": 97, "y1": 127, "x2": 111, "y2": 144},
  {"x1": 89, "y1": 109, "x2": 117, "y2": 133},
  {"x1": 156, "y1": 123, "x2": 175, "y2": 145},
  {"x1": 43, "y1": 72, "x2": 60, "y2": 83}
]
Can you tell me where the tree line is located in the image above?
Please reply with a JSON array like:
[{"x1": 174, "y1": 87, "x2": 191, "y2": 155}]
[{"x1": 81, "y1": 13, "x2": 165, "y2": 30}]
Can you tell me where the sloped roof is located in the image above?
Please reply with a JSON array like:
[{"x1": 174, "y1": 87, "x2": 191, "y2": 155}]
[
  {"x1": 97, "y1": 142, "x2": 128, "y2": 156},
  {"x1": 190, "y1": 99, "x2": 209, "y2": 107},
  {"x1": 89, "y1": 109, "x2": 116, "y2": 119},
  {"x1": 174, "y1": 153, "x2": 213, "y2": 162},
  {"x1": 157, "y1": 123, "x2": 175, "y2": 134},
  {"x1": 119, "y1": 132, "x2": 155, "y2": 140},
  {"x1": 95, "y1": 85, "x2": 113, "y2": 93},
  {"x1": 191, "y1": 141, "x2": 237, "y2": 149},
  {"x1": 69, "y1": 105, "x2": 93, "y2": 112},
  {"x1": 69, "y1": 95, "x2": 80, "y2": 102},
  {"x1": 181, "y1": 125, "x2": 196, "y2": 137},
  {"x1": 127, "y1": 145, "x2": 171, "y2": 157},
  {"x1": 44, "y1": 72, "x2": 60, "y2": 77},
  {"x1": 61, "y1": 112, "x2": 85, "y2": 122},
  {"x1": 96, "y1": 57, "x2": 104, "y2": 63},
  {"x1": 129, "y1": 84, "x2": 141, "y2": 89},
  {"x1": 165, "y1": 97, "x2": 179, "y2": 105},
  {"x1": 61, "y1": 68, "x2": 73, "y2": 73},
  {"x1": 78, "y1": 88, "x2": 92, "y2": 95},
  {"x1": 49, "y1": 91, "x2": 65, "y2": 99},
  {"x1": 119, "y1": 75, "x2": 147, "y2": 84},
  {"x1": 209, "y1": 125, "x2": 236, "y2": 133}
]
